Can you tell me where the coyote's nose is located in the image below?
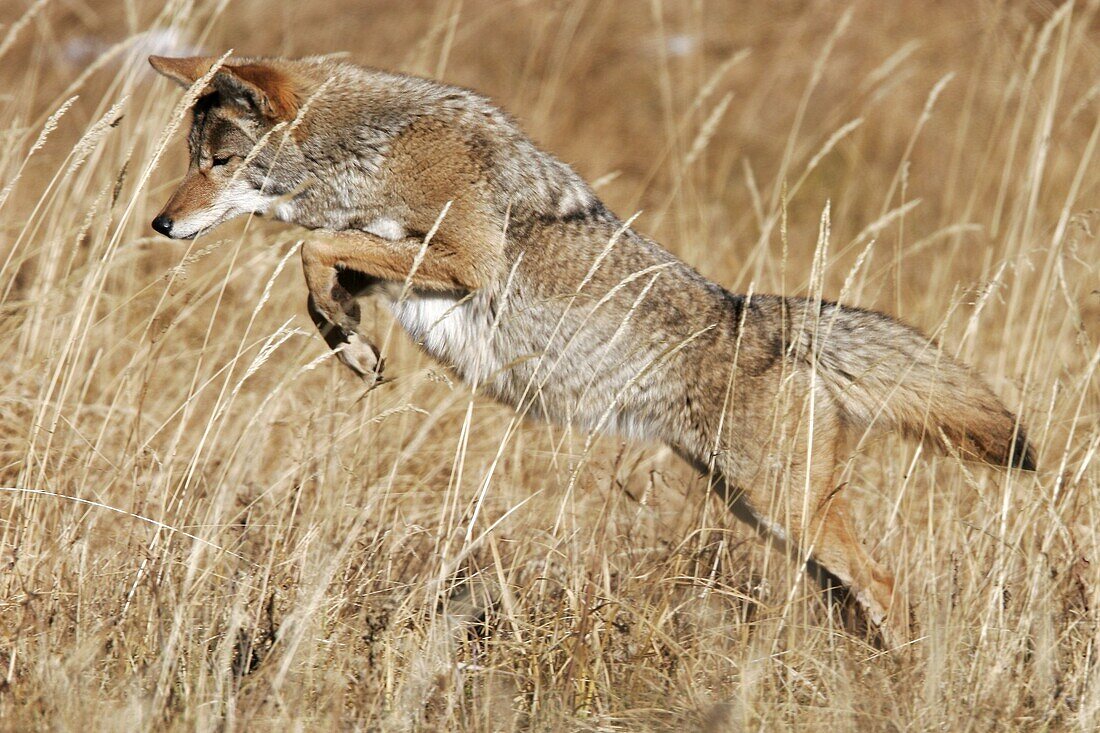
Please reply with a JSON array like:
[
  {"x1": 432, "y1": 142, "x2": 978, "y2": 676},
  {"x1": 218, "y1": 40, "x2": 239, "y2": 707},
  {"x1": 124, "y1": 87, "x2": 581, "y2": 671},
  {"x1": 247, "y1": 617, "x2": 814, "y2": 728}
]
[{"x1": 151, "y1": 214, "x2": 173, "y2": 237}]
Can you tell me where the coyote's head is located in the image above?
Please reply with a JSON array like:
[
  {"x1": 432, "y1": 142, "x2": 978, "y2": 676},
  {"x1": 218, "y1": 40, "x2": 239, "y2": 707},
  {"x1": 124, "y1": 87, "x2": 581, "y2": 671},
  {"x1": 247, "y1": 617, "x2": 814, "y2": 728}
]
[{"x1": 148, "y1": 55, "x2": 313, "y2": 239}]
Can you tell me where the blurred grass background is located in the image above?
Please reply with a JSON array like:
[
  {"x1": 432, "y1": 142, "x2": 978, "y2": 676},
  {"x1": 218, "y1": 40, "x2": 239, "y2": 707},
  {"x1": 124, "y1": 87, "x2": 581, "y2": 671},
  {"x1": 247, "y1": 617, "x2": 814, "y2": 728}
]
[{"x1": 0, "y1": 0, "x2": 1097, "y2": 729}]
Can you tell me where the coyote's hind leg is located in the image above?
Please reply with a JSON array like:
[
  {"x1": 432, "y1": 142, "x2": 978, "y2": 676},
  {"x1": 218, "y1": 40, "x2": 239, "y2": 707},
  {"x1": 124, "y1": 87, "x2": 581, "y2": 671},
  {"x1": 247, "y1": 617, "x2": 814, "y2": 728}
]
[
  {"x1": 782, "y1": 425, "x2": 908, "y2": 649},
  {"x1": 708, "y1": 390, "x2": 909, "y2": 649},
  {"x1": 804, "y1": 491, "x2": 908, "y2": 648},
  {"x1": 712, "y1": 471, "x2": 907, "y2": 648}
]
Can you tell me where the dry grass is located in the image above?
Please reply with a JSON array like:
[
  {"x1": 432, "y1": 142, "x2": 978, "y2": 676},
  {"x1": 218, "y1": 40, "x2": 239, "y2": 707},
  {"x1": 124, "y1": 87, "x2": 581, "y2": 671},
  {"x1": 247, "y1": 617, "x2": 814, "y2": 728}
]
[{"x1": 0, "y1": 0, "x2": 1098, "y2": 730}]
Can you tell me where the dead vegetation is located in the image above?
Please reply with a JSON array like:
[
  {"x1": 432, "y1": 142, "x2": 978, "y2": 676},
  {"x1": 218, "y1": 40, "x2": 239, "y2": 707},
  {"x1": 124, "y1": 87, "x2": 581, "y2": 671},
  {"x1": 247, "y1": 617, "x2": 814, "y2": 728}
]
[{"x1": 0, "y1": 0, "x2": 1098, "y2": 730}]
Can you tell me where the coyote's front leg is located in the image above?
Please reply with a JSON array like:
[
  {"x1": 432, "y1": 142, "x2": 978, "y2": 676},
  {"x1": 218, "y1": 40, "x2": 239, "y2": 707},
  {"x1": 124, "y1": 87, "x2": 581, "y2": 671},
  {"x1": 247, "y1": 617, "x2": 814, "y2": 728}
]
[
  {"x1": 301, "y1": 226, "x2": 499, "y2": 380},
  {"x1": 302, "y1": 241, "x2": 385, "y2": 383}
]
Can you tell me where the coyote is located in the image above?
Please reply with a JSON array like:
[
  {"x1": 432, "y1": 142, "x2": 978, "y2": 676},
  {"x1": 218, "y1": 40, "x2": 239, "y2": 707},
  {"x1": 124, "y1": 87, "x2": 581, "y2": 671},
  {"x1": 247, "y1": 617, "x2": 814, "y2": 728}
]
[{"x1": 149, "y1": 54, "x2": 1035, "y2": 648}]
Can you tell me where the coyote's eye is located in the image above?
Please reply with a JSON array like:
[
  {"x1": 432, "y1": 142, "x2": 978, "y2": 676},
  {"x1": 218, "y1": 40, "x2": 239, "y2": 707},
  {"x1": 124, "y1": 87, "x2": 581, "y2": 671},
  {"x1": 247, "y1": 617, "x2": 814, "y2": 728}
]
[{"x1": 211, "y1": 154, "x2": 236, "y2": 167}]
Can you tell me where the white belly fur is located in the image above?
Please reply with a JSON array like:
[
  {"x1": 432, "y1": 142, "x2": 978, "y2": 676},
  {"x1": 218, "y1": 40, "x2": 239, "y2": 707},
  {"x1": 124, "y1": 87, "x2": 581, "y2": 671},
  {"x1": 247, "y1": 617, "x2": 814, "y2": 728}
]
[{"x1": 387, "y1": 291, "x2": 498, "y2": 384}]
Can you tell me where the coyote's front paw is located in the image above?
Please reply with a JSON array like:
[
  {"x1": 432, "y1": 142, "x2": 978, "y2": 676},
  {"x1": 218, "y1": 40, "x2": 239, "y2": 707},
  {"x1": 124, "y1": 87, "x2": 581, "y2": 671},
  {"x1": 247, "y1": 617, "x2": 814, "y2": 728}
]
[{"x1": 338, "y1": 332, "x2": 386, "y2": 386}]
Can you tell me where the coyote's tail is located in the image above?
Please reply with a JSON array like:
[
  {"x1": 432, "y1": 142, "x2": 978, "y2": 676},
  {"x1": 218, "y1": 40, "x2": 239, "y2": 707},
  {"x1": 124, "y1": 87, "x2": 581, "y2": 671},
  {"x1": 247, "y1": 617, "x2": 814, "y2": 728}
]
[{"x1": 800, "y1": 300, "x2": 1036, "y2": 470}]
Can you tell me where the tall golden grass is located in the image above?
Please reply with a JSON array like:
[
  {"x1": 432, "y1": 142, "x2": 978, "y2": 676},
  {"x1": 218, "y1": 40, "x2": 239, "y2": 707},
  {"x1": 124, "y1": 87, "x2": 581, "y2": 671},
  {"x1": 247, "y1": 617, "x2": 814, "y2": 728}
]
[{"x1": 0, "y1": 0, "x2": 1097, "y2": 729}]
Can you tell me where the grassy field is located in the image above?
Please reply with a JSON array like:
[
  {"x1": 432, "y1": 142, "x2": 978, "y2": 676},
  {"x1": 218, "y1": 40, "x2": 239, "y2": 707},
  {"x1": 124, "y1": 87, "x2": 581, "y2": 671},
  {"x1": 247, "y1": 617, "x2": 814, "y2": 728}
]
[{"x1": 0, "y1": 0, "x2": 1098, "y2": 729}]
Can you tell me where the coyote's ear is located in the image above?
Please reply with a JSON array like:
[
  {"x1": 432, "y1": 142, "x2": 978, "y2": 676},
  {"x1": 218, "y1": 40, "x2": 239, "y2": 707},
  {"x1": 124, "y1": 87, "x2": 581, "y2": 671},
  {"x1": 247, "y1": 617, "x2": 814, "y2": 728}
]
[
  {"x1": 148, "y1": 56, "x2": 300, "y2": 121},
  {"x1": 148, "y1": 55, "x2": 218, "y2": 88},
  {"x1": 211, "y1": 63, "x2": 301, "y2": 121}
]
